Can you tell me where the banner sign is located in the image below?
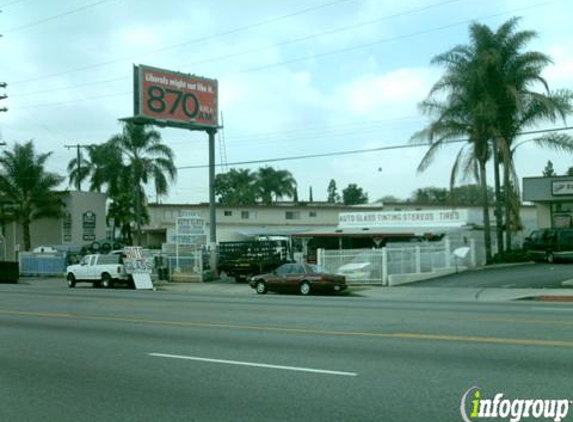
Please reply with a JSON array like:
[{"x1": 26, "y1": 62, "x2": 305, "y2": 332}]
[
  {"x1": 176, "y1": 216, "x2": 206, "y2": 245},
  {"x1": 338, "y1": 210, "x2": 470, "y2": 228},
  {"x1": 552, "y1": 180, "x2": 573, "y2": 196},
  {"x1": 134, "y1": 64, "x2": 218, "y2": 129}
]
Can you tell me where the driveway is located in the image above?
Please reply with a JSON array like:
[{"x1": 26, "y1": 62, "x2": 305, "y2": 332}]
[{"x1": 409, "y1": 262, "x2": 573, "y2": 288}]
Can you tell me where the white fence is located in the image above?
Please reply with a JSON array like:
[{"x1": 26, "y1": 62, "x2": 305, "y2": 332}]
[
  {"x1": 160, "y1": 244, "x2": 204, "y2": 282},
  {"x1": 318, "y1": 235, "x2": 484, "y2": 286}
]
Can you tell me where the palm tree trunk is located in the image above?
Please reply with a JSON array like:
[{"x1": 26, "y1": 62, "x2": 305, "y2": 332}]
[
  {"x1": 503, "y1": 164, "x2": 512, "y2": 251},
  {"x1": 23, "y1": 220, "x2": 31, "y2": 251},
  {"x1": 479, "y1": 159, "x2": 492, "y2": 264},
  {"x1": 492, "y1": 144, "x2": 504, "y2": 256}
]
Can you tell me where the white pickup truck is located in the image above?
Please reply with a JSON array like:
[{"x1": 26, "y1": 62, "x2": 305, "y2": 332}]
[{"x1": 66, "y1": 253, "x2": 130, "y2": 288}]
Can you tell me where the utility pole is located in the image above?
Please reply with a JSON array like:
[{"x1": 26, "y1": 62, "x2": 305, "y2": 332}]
[{"x1": 64, "y1": 144, "x2": 91, "y2": 191}]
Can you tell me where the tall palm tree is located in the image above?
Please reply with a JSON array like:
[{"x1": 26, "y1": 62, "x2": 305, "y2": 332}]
[
  {"x1": 67, "y1": 141, "x2": 124, "y2": 195},
  {"x1": 413, "y1": 17, "x2": 573, "y2": 262},
  {"x1": 255, "y1": 167, "x2": 297, "y2": 205},
  {"x1": 467, "y1": 18, "x2": 573, "y2": 250},
  {"x1": 109, "y1": 122, "x2": 176, "y2": 245},
  {"x1": 0, "y1": 141, "x2": 64, "y2": 251},
  {"x1": 412, "y1": 36, "x2": 497, "y2": 262}
]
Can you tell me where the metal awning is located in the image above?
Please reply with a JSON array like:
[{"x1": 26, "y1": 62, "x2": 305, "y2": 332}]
[{"x1": 291, "y1": 225, "x2": 474, "y2": 238}]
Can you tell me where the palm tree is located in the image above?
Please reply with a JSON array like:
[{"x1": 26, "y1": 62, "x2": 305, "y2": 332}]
[
  {"x1": 412, "y1": 36, "x2": 497, "y2": 262},
  {"x1": 468, "y1": 18, "x2": 573, "y2": 250},
  {"x1": 255, "y1": 167, "x2": 297, "y2": 205},
  {"x1": 109, "y1": 122, "x2": 176, "y2": 245},
  {"x1": 67, "y1": 141, "x2": 124, "y2": 195},
  {"x1": 412, "y1": 17, "x2": 573, "y2": 262},
  {"x1": 0, "y1": 141, "x2": 64, "y2": 251},
  {"x1": 215, "y1": 168, "x2": 257, "y2": 206}
]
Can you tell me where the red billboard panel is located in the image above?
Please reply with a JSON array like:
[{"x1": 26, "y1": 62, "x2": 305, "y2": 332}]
[{"x1": 134, "y1": 65, "x2": 218, "y2": 129}]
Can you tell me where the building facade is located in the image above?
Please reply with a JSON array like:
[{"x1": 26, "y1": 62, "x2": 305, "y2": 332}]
[
  {"x1": 1, "y1": 191, "x2": 107, "y2": 261},
  {"x1": 523, "y1": 176, "x2": 573, "y2": 229}
]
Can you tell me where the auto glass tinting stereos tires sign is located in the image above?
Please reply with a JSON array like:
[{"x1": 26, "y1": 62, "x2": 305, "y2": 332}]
[{"x1": 134, "y1": 64, "x2": 218, "y2": 129}]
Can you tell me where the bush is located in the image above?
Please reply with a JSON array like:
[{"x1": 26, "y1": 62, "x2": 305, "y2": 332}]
[{"x1": 491, "y1": 249, "x2": 532, "y2": 264}]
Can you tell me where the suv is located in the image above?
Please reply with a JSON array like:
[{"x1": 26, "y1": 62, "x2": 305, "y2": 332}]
[{"x1": 523, "y1": 228, "x2": 573, "y2": 263}]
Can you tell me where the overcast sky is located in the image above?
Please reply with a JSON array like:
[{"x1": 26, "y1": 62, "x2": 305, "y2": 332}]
[{"x1": 1, "y1": 0, "x2": 572, "y2": 204}]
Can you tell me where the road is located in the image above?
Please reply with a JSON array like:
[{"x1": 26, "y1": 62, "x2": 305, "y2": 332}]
[
  {"x1": 410, "y1": 262, "x2": 573, "y2": 288},
  {"x1": 1, "y1": 280, "x2": 573, "y2": 422}
]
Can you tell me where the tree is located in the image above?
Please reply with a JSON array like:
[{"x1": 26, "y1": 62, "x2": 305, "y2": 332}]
[
  {"x1": 411, "y1": 17, "x2": 573, "y2": 261},
  {"x1": 215, "y1": 168, "x2": 257, "y2": 206},
  {"x1": 67, "y1": 141, "x2": 124, "y2": 195},
  {"x1": 411, "y1": 25, "x2": 495, "y2": 261},
  {"x1": 0, "y1": 141, "x2": 64, "y2": 251},
  {"x1": 342, "y1": 184, "x2": 368, "y2": 205},
  {"x1": 255, "y1": 167, "x2": 297, "y2": 205},
  {"x1": 410, "y1": 187, "x2": 448, "y2": 204},
  {"x1": 477, "y1": 18, "x2": 573, "y2": 250},
  {"x1": 543, "y1": 160, "x2": 556, "y2": 177},
  {"x1": 376, "y1": 195, "x2": 401, "y2": 203},
  {"x1": 327, "y1": 179, "x2": 341, "y2": 203},
  {"x1": 108, "y1": 123, "x2": 176, "y2": 245}
]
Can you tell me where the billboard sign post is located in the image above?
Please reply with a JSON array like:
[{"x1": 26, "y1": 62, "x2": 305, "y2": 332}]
[{"x1": 122, "y1": 64, "x2": 220, "y2": 278}]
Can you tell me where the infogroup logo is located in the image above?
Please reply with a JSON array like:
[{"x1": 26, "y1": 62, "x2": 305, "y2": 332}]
[{"x1": 460, "y1": 387, "x2": 572, "y2": 422}]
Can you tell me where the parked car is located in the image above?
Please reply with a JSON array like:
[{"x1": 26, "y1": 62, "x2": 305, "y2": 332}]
[
  {"x1": 336, "y1": 251, "x2": 382, "y2": 281},
  {"x1": 523, "y1": 228, "x2": 573, "y2": 263},
  {"x1": 249, "y1": 263, "x2": 347, "y2": 295}
]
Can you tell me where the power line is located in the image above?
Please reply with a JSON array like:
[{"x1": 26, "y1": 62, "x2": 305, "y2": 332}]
[
  {"x1": 8, "y1": 0, "x2": 353, "y2": 85},
  {"x1": 2, "y1": 0, "x2": 119, "y2": 34},
  {"x1": 176, "y1": 126, "x2": 573, "y2": 170},
  {"x1": 9, "y1": 0, "x2": 468, "y2": 98},
  {"x1": 8, "y1": 0, "x2": 565, "y2": 111}
]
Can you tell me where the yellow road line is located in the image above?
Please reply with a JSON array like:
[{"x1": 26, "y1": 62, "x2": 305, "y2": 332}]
[{"x1": 2, "y1": 309, "x2": 573, "y2": 348}]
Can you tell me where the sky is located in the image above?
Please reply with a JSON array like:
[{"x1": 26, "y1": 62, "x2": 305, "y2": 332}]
[{"x1": 1, "y1": 0, "x2": 572, "y2": 204}]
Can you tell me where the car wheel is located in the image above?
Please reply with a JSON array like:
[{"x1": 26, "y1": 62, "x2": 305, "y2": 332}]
[
  {"x1": 67, "y1": 273, "x2": 76, "y2": 288},
  {"x1": 255, "y1": 280, "x2": 268, "y2": 295},
  {"x1": 546, "y1": 252, "x2": 555, "y2": 264},
  {"x1": 101, "y1": 273, "x2": 113, "y2": 288},
  {"x1": 299, "y1": 281, "x2": 311, "y2": 296}
]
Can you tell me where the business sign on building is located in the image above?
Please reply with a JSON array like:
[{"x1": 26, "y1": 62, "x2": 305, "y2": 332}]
[
  {"x1": 175, "y1": 215, "x2": 206, "y2": 245},
  {"x1": 552, "y1": 180, "x2": 573, "y2": 196},
  {"x1": 133, "y1": 64, "x2": 218, "y2": 129},
  {"x1": 338, "y1": 210, "x2": 470, "y2": 228},
  {"x1": 82, "y1": 211, "x2": 96, "y2": 241}
]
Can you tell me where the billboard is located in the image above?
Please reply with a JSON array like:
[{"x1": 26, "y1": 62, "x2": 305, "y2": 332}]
[{"x1": 134, "y1": 65, "x2": 218, "y2": 129}]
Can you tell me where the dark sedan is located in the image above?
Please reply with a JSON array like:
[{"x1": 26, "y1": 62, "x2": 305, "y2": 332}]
[{"x1": 249, "y1": 263, "x2": 347, "y2": 295}]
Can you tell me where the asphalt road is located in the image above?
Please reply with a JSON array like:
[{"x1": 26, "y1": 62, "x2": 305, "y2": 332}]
[
  {"x1": 410, "y1": 262, "x2": 573, "y2": 288},
  {"x1": 1, "y1": 280, "x2": 573, "y2": 422}
]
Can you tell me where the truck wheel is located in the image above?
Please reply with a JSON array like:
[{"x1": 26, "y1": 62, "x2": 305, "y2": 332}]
[
  {"x1": 67, "y1": 274, "x2": 76, "y2": 288},
  {"x1": 299, "y1": 281, "x2": 311, "y2": 296},
  {"x1": 255, "y1": 280, "x2": 268, "y2": 295},
  {"x1": 101, "y1": 273, "x2": 113, "y2": 289}
]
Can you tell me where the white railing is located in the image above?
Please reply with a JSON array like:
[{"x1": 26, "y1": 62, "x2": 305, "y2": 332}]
[{"x1": 318, "y1": 236, "x2": 482, "y2": 286}]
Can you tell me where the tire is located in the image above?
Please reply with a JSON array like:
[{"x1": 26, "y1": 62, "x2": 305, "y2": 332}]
[
  {"x1": 547, "y1": 252, "x2": 555, "y2": 264},
  {"x1": 101, "y1": 242, "x2": 112, "y2": 254},
  {"x1": 255, "y1": 280, "x2": 268, "y2": 295},
  {"x1": 299, "y1": 281, "x2": 311, "y2": 296},
  {"x1": 67, "y1": 273, "x2": 76, "y2": 288},
  {"x1": 101, "y1": 273, "x2": 113, "y2": 289}
]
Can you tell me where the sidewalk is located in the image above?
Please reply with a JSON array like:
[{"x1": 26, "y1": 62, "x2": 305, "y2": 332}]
[{"x1": 156, "y1": 280, "x2": 573, "y2": 303}]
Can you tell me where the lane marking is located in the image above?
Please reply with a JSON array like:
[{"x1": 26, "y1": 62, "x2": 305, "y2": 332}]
[
  {"x1": 149, "y1": 353, "x2": 358, "y2": 377},
  {"x1": 2, "y1": 309, "x2": 573, "y2": 348}
]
